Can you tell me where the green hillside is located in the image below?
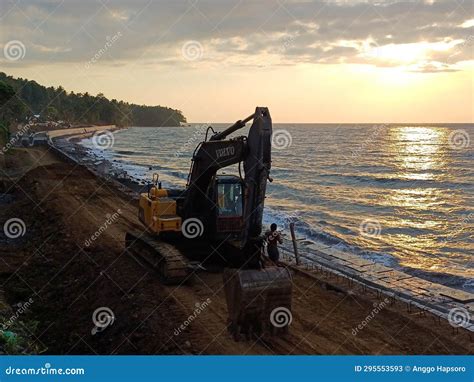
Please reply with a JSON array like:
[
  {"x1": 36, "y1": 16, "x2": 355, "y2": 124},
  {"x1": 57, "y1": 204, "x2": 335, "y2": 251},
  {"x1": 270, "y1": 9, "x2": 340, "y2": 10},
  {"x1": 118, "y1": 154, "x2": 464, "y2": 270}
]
[{"x1": 0, "y1": 72, "x2": 186, "y2": 127}]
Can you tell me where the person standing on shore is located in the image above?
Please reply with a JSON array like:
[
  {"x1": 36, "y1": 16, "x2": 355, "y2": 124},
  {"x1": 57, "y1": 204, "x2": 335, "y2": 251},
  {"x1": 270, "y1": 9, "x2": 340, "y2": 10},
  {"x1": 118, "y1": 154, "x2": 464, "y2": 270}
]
[{"x1": 265, "y1": 223, "x2": 283, "y2": 263}]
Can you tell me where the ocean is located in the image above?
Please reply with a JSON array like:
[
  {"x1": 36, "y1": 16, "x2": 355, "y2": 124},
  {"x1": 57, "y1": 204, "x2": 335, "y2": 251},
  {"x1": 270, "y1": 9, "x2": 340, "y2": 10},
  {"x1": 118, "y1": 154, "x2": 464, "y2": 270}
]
[{"x1": 80, "y1": 123, "x2": 473, "y2": 292}]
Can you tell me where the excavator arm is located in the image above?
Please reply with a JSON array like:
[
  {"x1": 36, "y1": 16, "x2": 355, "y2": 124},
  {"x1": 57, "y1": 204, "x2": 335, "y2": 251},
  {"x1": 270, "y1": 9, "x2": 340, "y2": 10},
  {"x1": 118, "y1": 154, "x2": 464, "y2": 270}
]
[{"x1": 240, "y1": 108, "x2": 272, "y2": 243}]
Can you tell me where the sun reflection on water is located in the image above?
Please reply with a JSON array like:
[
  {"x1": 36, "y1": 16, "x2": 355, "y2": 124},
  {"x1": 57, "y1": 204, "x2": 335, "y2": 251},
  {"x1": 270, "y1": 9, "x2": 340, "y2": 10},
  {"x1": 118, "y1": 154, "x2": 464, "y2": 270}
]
[
  {"x1": 381, "y1": 126, "x2": 456, "y2": 271},
  {"x1": 389, "y1": 126, "x2": 448, "y2": 180}
]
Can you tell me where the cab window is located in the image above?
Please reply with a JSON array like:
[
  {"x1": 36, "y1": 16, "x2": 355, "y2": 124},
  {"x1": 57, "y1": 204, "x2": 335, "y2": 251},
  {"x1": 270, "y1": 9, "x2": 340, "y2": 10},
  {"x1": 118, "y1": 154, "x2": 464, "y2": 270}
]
[{"x1": 217, "y1": 182, "x2": 243, "y2": 216}]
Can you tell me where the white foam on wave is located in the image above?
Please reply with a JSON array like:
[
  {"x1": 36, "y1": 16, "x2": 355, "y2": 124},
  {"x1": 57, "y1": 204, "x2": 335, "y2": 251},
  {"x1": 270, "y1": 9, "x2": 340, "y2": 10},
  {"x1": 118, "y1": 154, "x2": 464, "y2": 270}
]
[
  {"x1": 80, "y1": 137, "x2": 114, "y2": 161},
  {"x1": 264, "y1": 206, "x2": 400, "y2": 268}
]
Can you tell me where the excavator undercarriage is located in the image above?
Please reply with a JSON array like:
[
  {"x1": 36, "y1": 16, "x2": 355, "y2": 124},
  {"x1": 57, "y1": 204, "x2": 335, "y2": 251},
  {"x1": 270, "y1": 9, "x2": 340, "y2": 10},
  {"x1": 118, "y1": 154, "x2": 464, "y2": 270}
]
[{"x1": 125, "y1": 230, "x2": 191, "y2": 285}]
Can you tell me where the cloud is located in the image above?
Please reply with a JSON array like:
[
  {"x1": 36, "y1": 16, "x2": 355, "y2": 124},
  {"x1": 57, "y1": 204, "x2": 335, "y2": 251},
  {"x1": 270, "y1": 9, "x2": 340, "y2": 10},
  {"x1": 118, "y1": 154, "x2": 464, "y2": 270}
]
[
  {"x1": 407, "y1": 61, "x2": 459, "y2": 73},
  {"x1": 1, "y1": 0, "x2": 473, "y2": 72}
]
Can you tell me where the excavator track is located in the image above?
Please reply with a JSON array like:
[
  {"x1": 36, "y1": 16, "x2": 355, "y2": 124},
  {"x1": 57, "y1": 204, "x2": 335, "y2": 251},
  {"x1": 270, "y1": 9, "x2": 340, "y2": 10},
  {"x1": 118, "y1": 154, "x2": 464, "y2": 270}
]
[{"x1": 125, "y1": 230, "x2": 192, "y2": 285}]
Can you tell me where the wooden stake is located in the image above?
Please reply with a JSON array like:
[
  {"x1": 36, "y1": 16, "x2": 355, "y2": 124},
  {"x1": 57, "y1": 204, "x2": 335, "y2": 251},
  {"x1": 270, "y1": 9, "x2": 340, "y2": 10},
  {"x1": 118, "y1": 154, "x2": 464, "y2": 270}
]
[{"x1": 289, "y1": 222, "x2": 300, "y2": 265}]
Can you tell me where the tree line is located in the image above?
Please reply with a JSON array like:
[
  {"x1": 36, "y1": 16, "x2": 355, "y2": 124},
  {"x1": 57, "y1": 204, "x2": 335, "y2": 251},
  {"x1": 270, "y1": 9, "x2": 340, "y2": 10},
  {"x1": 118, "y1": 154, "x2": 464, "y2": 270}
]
[{"x1": 0, "y1": 72, "x2": 186, "y2": 128}]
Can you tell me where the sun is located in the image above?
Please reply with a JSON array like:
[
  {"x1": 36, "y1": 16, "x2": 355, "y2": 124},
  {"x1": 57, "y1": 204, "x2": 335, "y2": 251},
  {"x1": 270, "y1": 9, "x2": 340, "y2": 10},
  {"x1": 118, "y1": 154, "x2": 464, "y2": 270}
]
[{"x1": 363, "y1": 40, "x2": 463, "y2": 65}]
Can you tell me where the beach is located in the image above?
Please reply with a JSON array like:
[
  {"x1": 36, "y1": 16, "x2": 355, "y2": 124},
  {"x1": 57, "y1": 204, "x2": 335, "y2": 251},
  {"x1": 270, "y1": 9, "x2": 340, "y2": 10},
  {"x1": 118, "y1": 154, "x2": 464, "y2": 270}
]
[{"x1": 0, "y1": 129, "x2": 472, "y2": 355}]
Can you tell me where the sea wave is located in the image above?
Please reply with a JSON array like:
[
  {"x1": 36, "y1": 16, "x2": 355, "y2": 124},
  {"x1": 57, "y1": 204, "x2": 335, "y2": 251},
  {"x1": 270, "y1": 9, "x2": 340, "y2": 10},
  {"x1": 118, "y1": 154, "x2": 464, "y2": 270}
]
[{"x1": 263, "y1": 205, "x2": 473, "y2": 293}]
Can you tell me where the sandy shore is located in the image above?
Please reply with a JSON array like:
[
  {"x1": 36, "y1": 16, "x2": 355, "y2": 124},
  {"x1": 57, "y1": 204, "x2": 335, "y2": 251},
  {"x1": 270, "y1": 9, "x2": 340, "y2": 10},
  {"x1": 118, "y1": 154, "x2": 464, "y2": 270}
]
[{"x1": 0, "y1": 137, "x2": 472, "y2": 354}]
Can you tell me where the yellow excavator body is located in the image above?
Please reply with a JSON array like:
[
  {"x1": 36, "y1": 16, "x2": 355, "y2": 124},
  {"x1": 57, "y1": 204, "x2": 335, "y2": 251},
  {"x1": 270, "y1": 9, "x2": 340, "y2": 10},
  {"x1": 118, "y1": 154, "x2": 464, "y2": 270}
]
[{"x1": 138, "y1": 186, "x2": 182, "y2": 234}]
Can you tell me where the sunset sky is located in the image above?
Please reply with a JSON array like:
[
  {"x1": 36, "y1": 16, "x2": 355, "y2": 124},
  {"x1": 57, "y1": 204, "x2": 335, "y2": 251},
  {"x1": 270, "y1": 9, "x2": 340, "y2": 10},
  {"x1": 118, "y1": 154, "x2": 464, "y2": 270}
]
[{"x1": 1, "y1": 0, "x2": 473, "y2": 123}]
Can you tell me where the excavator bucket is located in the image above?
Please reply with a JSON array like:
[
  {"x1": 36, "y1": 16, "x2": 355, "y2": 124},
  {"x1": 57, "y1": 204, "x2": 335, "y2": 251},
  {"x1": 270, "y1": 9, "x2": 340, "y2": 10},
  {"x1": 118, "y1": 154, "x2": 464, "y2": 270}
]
[{"x1": 223, "y1": 267, "x2": 293, "y2": 340}]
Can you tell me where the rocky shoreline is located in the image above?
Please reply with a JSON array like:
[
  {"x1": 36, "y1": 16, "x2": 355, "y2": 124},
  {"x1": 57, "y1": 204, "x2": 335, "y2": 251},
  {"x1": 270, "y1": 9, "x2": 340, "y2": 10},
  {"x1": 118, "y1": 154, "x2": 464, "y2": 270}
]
[{"x1": 52, "y1": 131, "x2": 149, "y2": 195}]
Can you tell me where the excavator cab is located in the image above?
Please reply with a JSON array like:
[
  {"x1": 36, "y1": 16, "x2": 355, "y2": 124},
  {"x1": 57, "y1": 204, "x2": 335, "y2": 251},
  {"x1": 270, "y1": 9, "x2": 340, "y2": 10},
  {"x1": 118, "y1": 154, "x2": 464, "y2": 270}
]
[{"x1": 213, "y1": 175, "x2": 244, "y2": 240}]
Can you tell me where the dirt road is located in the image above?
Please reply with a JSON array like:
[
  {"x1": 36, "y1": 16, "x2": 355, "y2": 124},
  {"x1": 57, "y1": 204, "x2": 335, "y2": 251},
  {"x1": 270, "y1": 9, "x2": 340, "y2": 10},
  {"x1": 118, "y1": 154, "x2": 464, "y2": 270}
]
[{"x1": 0, "y1": 147, "x2": 472, "y2": 354}]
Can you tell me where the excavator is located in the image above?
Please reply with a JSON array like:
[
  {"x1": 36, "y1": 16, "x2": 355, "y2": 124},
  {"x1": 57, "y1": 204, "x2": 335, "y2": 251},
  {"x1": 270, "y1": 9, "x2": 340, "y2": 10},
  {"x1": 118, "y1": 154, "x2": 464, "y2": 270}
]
[{"x1": 125, "y1": 107, "x2": 292, "y2": 339}]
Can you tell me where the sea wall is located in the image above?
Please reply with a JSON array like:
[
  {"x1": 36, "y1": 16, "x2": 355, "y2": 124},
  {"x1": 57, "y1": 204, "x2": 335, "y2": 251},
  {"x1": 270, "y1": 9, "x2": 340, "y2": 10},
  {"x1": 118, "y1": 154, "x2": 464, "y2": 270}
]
[{"x1": 47, "y1": 124, "x2": 117, "y2": 140}]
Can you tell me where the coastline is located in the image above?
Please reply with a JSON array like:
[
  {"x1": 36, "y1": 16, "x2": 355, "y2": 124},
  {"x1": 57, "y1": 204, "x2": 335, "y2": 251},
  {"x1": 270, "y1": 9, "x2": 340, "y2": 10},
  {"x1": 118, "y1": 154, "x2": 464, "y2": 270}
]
[
  {"x1": 50, "y1": 126, "x2": 148, "y2": 196},
  {"x1": 53, "y1": 129, "x2": 474, "y2": 330},
  {"x1": 61, "y1": 128, "x2": 474, "y2": 332},
  {"x1": 0, "y1": 128, "x2": 472, "y2": 355}
]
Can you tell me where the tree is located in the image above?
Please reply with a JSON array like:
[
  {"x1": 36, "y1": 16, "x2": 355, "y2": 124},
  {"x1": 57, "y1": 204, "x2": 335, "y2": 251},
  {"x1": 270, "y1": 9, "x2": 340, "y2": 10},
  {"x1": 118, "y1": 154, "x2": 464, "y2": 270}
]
[
  {"x1": 0, "y1": 80, "x2": 25, "y2": 125},
  {"x1": 0, "y1": 80, "x2": 24, "y2": 149},
  {"x1": 47, "y1": 105, "x2": 58, "y2": 120},
  {"x1": 0, "y1": 72, "x2": 187, "y2": 127}
]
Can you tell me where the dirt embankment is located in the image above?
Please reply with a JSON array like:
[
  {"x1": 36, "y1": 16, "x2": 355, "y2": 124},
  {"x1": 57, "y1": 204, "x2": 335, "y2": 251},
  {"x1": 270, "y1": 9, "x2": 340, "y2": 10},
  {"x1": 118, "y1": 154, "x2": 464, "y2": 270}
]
[{"x1": 0, "y1": 147, "x2": 472, "y2": 355}]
